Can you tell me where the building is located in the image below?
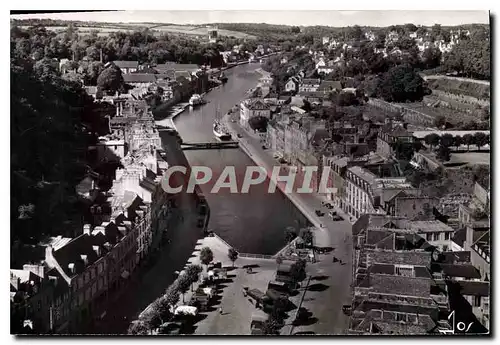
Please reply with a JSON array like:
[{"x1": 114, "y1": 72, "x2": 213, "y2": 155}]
[
  {"x1": 299, "y1": 78, "x2": 321, "y2": 93},
  {"x1": 377, "y1": 124, "x2": 414, "y2": 158},
  {"x1": 317, "y1": 80, "x2": 342, "y2": 94},
  {"x1": 112, "y1": 61, "x2": 139, "y2": 74},
  {"x1": 315, "y1": 58, "x2": 335, "y2": 75},
  {"x1": 284, "y1": 77, "x2": 300, "y2": 93},
  {"x1": 240, "y1": 98, "x2": 271, "y2": 129},
  {"x1": 458, "y1": 182, "x2": 490, "y2": 227},
  {"x1": 208, "y1": 26, "x2": 218, "y2": 43},
  {"x1": 349, "y1": 226, "x2": 451, "y2": 335}
]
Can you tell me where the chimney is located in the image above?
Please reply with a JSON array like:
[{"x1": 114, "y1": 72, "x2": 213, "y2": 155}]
[
  {"x1": 92, "y1": 245, "x2": 101, "y2": 257},
  {"x1": 68, "y1": 263, "x2": 75, "y2": 274},
  {"x1": 81, "y1": 255, "x2": 88, "y2": 266},
  {"x1": 83, "y1": 224, "x2": 91, "y2": 235}
]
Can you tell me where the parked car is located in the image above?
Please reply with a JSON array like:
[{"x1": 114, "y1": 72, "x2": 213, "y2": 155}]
[
  {"x1": 332, "y1": 215, "x2": 343, "y2": 221},
  {"x1": 315, "y1": 210, "x2": 324, "y2": 217}
]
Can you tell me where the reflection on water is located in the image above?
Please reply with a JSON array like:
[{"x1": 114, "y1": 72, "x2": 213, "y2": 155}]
[{"x1": 160, "y1": 64, "x2": 309, "y2": 255}]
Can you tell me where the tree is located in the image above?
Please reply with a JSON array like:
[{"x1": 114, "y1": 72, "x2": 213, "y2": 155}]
[
  {"x1": 284, "y1": 226, "x2": 297, "y2": 243},
  {"x1": 164, "y1": 284, "x2": 180, "y2": 308},
  {"x1": 262, "y1": 317, "x2": 282, "y2": 335},
  {"x1": 270, "y1": 296, "x2": 289, "y2": 320},
  {"x1": 462, "y1": 134, "x2": 474, "y2": 151},
  {"x1": 128, "y1": 321, "x2": 149, "y2": 335},
  {"x1": 376, "y1": 64, "x2": 428, "y2": 102},
  {"x1": 453, "y1": 135, "x2": 463, "y2": 150},
  {"x1": 424, "y1": 133, "x2": 440, "y2": 149},
  {"x1": 422, "y1": 47, "x2": 442, "y2": 69},
  {"x1": 248, "y1": 116, "x2": 269, "y2": 132},
  {"x1": 291, "y1": 26, "x2": 301, "y2": 34},
  {"x1": 434, "y1": 115, "x2": 446, "y2": 129},
  {"x1": 440, "y1": 134, "x2": 454, "y2": 148},
  {"x1": 298, "y1": 228, "x2": 313, "y2": 246},
  {"x1": 199, "y1": 247, "x2": 214, "y2": 267},
  {"x1": 473, "y1": 132, "x2": 488, "y2": 150},
  {"x1": 185, "y1": 264, "x2": 202, "y2": 292},
  {"x1": 228, "y1": 248, "x2": 239, "y2": 268},
  {"x1": 437, "y1": 145, "x2": 451, "y2": 161},
  {"x1": 177, "y1": 274, "x2": 191, "y2": 303},
  {"x1": 96, "y1": 64, "x2": 124, "y2": 94},
  {"x1": 404, "y1": 23, "x2": 418, "y2": 34},
  {"x1": 290, "y1": 259, "x2": 307, "y2": 287},
  {"x1": 336, "y1": 92, "x2": 359, "y2": 106}
]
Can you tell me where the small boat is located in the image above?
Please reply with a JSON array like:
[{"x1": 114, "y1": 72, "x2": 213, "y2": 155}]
[
  {"x1": 213, "y1": 121, "x2": 232, "y2": 141},
  {"x1": 219, "y1": 72, "x2": 228, "y2": 83},
  {"x1": 213, "y1": 105, "x2": 232, "y2": 141},
  {"x1": 189, "y1": 94, "x2": 205, "y2": 107}
]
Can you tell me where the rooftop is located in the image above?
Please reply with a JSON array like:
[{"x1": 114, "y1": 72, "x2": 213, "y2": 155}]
[
  {"x1": 407, "y1": 220, "x2": 455, "y2": 233},
  {"x1": 348, "y1": 165, "x2": 377, "y2": 185},
  {"x1": 113, "y1": 60, "x2": 139, "y2": 69}
]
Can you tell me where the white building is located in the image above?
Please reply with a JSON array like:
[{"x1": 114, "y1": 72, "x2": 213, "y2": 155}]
[{"x1": 240, "y1": 99, "x2": 271, "y2": 129}]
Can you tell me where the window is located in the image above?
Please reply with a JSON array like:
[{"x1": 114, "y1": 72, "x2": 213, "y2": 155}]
[
  {"x1": 78, "y1": 277, "x2": 83, "y2": 288},
  {"x1": 426, "y1": 233, "x2": 432, "y2": 241},
  {"x1": 445, "y1": 232, "x2": 451, "y2": 240},
  {"x1": 37, "y1": 300, "x2": 42, "y2": 311},
  {"x1": 395, "y1": 265, "x2": 415, "y2": 277},
  {"x1": 474, "y1": 296, "x2": 482, "y2": 307},
  {"x1": 433, "y1": 233, "x2": 440, "y2": 241},
  {"x1": 90, "y1": 268, "x2": 95, "y2": 280}
]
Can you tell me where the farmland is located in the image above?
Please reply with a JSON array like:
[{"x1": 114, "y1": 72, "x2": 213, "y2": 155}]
[{"x1": 18, "y1": 22, "x2": 256, "y2": 39}]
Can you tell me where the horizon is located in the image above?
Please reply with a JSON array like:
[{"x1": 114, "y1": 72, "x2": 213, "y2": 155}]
[{"x1": 10, "y1": 10, "x2": 490, "y2": 27}]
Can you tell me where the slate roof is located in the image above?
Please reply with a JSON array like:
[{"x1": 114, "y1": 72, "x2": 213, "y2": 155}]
[
  {"x1": 457, "y1": 281, "x2": 489, "y2": 297},
  {"x1": 439, "y1": 264, "x2": 481, "y2": 279},
  {"x1": 51, "y1": 233, "x2": 107, "y2": 279},
  {"x1": 408, "y1": 221, "x2": 454, "y2": 233},
  {"x1": 113, "y1": 61, "x2": 139, "y2": 69},
  {"x1": 123, "y1": 74, "x2": 158, "y2": 83},
  {"x1": 317, "y1": 80, "x2": 342, "y2": 92}
]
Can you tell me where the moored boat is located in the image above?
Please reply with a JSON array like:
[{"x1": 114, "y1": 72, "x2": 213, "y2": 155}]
[{"x1": 189, "y1": 94, "x2": 206, "y2": 107}]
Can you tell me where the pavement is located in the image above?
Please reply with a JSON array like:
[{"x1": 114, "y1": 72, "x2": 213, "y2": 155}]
[{"x1": 223, "y1": 112, "x2": 354, "y2": 335}]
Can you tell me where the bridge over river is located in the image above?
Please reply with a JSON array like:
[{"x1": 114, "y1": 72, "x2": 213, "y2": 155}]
[{"x1": 181, "y1": 141, "x2": 239, "y2": 150}]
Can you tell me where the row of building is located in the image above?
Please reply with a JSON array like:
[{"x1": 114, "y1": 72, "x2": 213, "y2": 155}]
[
  {"x1": 11, "y1": 94, "x2": 173, "y2": 333},
  {"x1": 238, "y1": 67, "x2": 490, "y2": 333}
]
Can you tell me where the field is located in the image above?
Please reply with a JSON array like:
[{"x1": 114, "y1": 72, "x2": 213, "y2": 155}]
[
  {"x1": 149, "y1": 24, "x2": 256, "y2": 39},
  {"x1": 19, "y1": 22, "x2": 256, "y2": 39}
]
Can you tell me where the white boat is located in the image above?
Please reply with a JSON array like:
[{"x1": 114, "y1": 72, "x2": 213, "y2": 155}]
[
  {"x1": 213, "y1": 121, "x2": 232, "y2": 141},
  {"x1": 189, "y1": 94, "x2": 205, "y2": 106},
  {"x1": 213, "y1": 106, "x2": 232, "y2": 141}
]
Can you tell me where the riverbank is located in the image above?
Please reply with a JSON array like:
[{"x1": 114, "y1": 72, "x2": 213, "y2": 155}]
[{"x1": 222, "y1": 114, "x2": 354, "y2": 335}]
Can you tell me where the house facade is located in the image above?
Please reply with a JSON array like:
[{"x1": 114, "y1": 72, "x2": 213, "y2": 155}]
[{"x1": 239, "y1": 99, "x2": 271, "y2": 129}]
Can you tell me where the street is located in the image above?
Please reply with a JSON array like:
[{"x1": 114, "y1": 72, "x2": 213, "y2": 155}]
[{"x1": 225, "y1": 113, "x2": 354, "y2": 334}]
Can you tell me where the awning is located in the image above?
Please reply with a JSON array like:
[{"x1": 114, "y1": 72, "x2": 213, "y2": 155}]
[{"x1": 121, "y1": 270, "x2": 130, "y2": 279}]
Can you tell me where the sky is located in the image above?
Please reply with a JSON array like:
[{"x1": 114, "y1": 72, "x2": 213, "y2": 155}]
[{"x1": 10, "y1": 10, "x2": 490, "y2": 27}]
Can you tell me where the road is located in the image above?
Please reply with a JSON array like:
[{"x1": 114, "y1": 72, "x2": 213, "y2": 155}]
[{"x1": 224, "y1": 113, "x2": 353, "y2": 334}]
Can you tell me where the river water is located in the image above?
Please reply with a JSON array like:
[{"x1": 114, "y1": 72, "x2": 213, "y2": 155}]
[{"x1": 156, "y1": 64, "x2": 308, "y2": 255}]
